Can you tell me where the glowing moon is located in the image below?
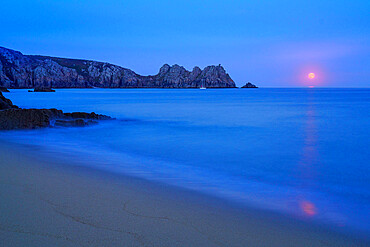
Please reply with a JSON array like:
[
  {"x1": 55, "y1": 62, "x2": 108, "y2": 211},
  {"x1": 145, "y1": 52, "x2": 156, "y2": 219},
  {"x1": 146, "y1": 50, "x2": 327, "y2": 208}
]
[{"x1": 308, "y1": 73, "x2": 315, "y2": 79}]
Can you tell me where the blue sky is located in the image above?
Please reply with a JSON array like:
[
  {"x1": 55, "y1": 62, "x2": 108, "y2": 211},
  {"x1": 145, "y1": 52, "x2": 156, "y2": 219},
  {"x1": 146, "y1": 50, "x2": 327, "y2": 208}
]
[{"x1": 1, "y1": 0, "x2": 369, "y2": 87}]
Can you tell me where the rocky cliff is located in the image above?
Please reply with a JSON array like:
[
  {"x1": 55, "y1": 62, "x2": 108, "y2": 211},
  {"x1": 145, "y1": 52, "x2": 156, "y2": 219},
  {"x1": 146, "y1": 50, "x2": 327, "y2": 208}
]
[{"x1": 0, "y1": 46, "x2": 236, "y2": 89}]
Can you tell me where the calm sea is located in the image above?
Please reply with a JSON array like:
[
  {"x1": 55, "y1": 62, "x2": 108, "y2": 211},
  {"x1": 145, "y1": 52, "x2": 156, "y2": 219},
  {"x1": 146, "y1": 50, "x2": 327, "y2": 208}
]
[{"x1": 1, "y1": 88, "x2": 369, "y2": 234}]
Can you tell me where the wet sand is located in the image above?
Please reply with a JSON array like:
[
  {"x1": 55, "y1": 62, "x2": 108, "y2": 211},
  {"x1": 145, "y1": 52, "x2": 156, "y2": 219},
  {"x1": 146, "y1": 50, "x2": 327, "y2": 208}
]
[{"x1": 0, "y1": 143, "x2": 368, "y2": 247}]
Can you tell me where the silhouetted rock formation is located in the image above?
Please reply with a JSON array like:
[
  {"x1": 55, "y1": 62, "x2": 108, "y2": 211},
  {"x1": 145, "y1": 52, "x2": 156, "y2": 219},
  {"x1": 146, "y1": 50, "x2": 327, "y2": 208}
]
[
  {"x1": 0, "y1": 46, "x2": 236, "y2": 89},
  {"x1": 33, "y1": 87, "x2": 55, "y2": 92},
  {"x1": 0, "y1": 108, "x2": 60, "y2": 130},
  {"x1": 63, "y1": 112, "x2": 112, "y2": 120},
  {"x1": 0, "y1": 87, "x2": 9, "y2": 92},
  {"x1": 0, "y1": 108, "x2": 112, "y2": 130},
  {"x1": 0, "y1": 92, "x2": 18, "y2": 110},
  {"x1": 0, "y1": 92, "x2": 112, "y2": 130},
  {"x1": 241, "y1": 82, "x2": 258, "y2": 88}
]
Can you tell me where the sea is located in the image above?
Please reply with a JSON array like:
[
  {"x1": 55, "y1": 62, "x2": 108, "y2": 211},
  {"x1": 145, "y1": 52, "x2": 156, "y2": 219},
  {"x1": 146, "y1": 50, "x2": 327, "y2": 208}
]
[{"x1": 1, "y1": 88, "x2": 369, "y2": 236}]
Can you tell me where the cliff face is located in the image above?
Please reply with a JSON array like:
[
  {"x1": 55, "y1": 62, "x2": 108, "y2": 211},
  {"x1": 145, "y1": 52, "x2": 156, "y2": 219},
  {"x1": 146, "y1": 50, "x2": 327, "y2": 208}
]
[{"x1": 0, "y1": 46, "x2": 236, "y2": 88}]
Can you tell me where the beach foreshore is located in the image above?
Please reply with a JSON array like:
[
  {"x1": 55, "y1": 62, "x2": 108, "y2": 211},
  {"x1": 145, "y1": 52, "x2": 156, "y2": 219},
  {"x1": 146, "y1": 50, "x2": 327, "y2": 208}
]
[{"x1": 0, "y1": 142, "x2": 368, "y2": 247}]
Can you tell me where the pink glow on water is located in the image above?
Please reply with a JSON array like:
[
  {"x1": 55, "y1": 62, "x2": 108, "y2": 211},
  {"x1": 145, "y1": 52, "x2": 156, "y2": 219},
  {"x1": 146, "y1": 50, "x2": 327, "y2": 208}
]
[{"x1": 300, "y1": 201, "x2": 317, "y2": 216}]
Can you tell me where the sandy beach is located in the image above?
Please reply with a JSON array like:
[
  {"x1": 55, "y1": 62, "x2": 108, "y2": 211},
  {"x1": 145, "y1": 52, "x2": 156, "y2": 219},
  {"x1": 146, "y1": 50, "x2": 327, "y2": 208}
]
[{"x1": 0, "y1": 142, "x2": 367, "y2": 247}]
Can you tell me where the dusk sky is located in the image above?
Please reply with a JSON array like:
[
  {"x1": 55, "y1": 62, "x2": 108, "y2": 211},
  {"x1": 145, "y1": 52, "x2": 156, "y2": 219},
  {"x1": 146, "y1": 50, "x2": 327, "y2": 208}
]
[{"x1": 1, "y1": 0, "x2": 369, "y2": 87}]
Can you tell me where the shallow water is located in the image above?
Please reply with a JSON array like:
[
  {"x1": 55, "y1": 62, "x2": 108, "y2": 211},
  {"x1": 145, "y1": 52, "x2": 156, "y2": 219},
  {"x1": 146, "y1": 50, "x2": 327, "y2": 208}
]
[{"x1": 1, "y1": 88, "x2": 369, "y2": 234}]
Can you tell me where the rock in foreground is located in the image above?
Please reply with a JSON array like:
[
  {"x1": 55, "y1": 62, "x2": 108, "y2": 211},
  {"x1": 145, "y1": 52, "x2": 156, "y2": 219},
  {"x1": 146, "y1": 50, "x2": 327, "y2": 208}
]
[
  {"x1": 241, "y1": 82, "x2": 258, "y2": 88},
  {"x1": 54, "y1": 119, "x2": 97, "y2": 127},
  {"x1": 0, "y1": 92, "x2": 112, "y2": 130},
  {"x1": 0, "y1": 108, "x2": 112, "y2": 130},
  {"x1": 63, "y1": 112, "x2": 112, "y2": 120}
]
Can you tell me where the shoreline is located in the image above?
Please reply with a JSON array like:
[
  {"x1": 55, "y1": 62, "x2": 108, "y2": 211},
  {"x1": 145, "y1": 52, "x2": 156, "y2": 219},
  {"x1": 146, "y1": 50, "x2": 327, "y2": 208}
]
[{"x1": 0, "y1": 141, "x2": 369, "y2": 246}]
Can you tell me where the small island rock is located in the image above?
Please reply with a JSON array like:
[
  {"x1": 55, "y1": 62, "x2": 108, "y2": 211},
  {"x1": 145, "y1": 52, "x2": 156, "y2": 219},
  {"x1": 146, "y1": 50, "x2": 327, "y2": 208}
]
[
  {"x1": 241, "y1": 82, "x2": 258, "y2": 88},
  {"x1": 32, "y1": 87, "x2": 56, "y2": 92}
]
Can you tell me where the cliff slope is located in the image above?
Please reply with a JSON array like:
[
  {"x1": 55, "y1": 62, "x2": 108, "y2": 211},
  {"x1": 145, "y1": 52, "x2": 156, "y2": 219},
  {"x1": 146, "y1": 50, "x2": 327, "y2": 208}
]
[{"x1": 0, "y1": 46, "x2": 236, "y2": 88}]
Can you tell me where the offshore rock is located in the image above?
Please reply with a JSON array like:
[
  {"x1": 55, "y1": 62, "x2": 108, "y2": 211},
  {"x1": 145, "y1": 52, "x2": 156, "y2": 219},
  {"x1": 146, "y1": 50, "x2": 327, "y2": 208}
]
[
  {"x1": 0, "y1": 46, "x2": 236, "y2": 89},
  {"x1": 33, "y1": 87, "x2": 56, "y2": 92},
  {"x1": 241, "y1": 82, "x2": 258, "y2": 88}
]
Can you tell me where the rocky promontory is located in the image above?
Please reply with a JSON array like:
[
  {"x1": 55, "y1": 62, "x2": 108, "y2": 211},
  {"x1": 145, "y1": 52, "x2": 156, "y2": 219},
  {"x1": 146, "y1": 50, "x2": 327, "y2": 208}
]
[
  {"x1": 0, "y1": 91, "x2": 112, "y2": 130},
  {"x1": 0, "y1": 46, "x2": 236, "y2": 89}
]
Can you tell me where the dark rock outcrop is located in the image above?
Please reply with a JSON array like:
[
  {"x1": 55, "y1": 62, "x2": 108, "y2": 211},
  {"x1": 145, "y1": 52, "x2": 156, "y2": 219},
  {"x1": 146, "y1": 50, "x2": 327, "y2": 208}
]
[
  {"x1": 33, "y1": 87, "x2": 56, "y2": 92},
  {"x1": 0, "y1": 92, "x2": 18, "y2": 110},
  {"x1": 0, "y1": 87, "x2": 9, "y2": 92},
  {"x1": 0, "y1": 109, "x2": 57, "y2": 130},
  {"x1": 54, "y1": 119, "x2": 97, "y2": 127},
  {"x1": 0, "y1": 46, "x2": 236, "y2": 89},
  {"x1": 63, "y1": 112, "x2": 112, "y2": 120},
  {"x1": 241, "y1": 82, "x2": 258, "y2": 88},
  {"x1": 0, "y1": 92, "x2": 112, "y2": 130},
  {"x1": 0, "y1": 108, "x2": 112, "y2": 130}
]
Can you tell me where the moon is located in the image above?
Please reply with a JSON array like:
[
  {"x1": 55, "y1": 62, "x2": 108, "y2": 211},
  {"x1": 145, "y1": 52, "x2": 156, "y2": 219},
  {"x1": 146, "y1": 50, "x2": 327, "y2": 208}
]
[{"x1": 308, "y1": 73, "x2": 315, "y2": 79}]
